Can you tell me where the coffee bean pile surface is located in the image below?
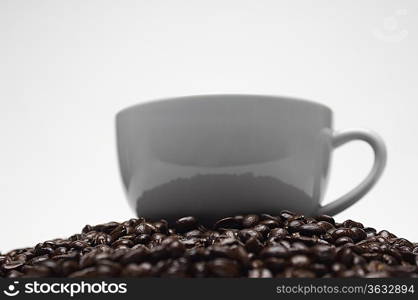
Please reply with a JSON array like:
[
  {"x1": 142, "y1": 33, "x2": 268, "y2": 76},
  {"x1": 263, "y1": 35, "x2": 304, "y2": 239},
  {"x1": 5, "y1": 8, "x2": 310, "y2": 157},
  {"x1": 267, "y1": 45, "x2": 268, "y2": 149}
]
[{"x1": 1, "y1": 211, "x2": 418, "y2": 278}]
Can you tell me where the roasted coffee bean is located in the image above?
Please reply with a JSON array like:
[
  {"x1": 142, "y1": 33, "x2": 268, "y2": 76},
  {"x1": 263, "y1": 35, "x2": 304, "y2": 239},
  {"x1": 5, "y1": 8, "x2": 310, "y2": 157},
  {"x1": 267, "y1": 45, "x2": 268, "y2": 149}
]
[
  {"x1": 335, "y1": 236, "x2": 354, "y2": 246},
  {"x1": 313, "y1": 244, "x2": 336, "y2": 263},
  {"x1": 135, "y1": 223, "x2": 157, "y2": 235},
  {"x1": 350, "y1": 227, "x2": 367, "y2": 242},
  {"x1": 363, "y1": 227, "x2": 377, "y2": 238},
  {"x1": 248, "y1": 268, "x2": 272, "y2": 278},
  {"x1": 245, "y1": 237, "x2": 264, "y2": 254},
  {"x1": 2, "y1": 261, "x2": 24, "y2": 270},
  {"x1": 167, "y1": 241, "x2": 186, "y2": 258},
  {"x1": 264, "y1": 257, "x2": 286, "y2": 272},
  {"x1": 252, "y1": 224, "x2": 270, "y2": 238},
  {"x1": 120, "y1": 247, "x2": 149, "y2": 264},
  {"x1": 279, "y1": 210, "x2": 295, "y2": 221},
  {"x1": 213, "y1": 217, "x2": 241, "y2": 229},
  {"x1": 260, "y1": 245, "x2": 289, "y2": 258},
  {"x1": 207, "y1": 258, "x2": 240, "y2": 277},
  {"x1": 242, "y1": 214, "x2": 260, "y2": 228},
  {"x1": 353, "y1": 254, "x2": 367, "y2": 266},
  {"x1": 175, "y1": 216, "x2": 198, "y2": 233},
  {"x1": 134, "y1": 234, "x2": 151, "y2": 245},
  {"x1": 153, "y1": 220, "x2": 168, "y2": 234},
  {"x1": 93, "y1": 222, "x2": 120, "y2": 233},
  {"x1": 268, "y1": 228, "x2": 288, "y2": 239},
  {"x1": 289, "y1": 242, "x2": 309, "y2": 255},
  {"x1": 2, "y1": 211, "x2": 417, "y2": 278},
  {"x1": 238, "y1": 229, "x2": 262, "y2": 242},
  {"x1": 331, "y1": 228, "x2": 351, "y2": 240},
  {"x1": 260, "y1": 214, "x2": 280, "y2": 222},
  {"x1": 287, "y1": 220, "x2": 304, "y2": 233},
  {"x1": 299, "y1": 224, "x2": 326, "y2": 236},
  {"x1": 284, "y1": 267, "x2": 316, "y2": 278},
  {"x1": 315, "y1": 215, "x2": 336, "y2": 225},
  {"x1": 337, "y1": 248, "x2": 354, "y2": 266},
  {"x1": 191, "y1": 261, "x2": 208, "y2": 277},
  {"x1": 378, "y1": 230, "x2": 396, "y2": 239},
  {"x1": 317, "y1": 221, "x2": 334, "y2": 232},
  {"x1": 291, "y1": 255, "x2": 310, "y2": 268},
  {"x1": 260, "y1": 219, "x2": 280, "y2": 229},
  {"x1": 343, "y1": 219, "x2": 364, "y2": 229}
]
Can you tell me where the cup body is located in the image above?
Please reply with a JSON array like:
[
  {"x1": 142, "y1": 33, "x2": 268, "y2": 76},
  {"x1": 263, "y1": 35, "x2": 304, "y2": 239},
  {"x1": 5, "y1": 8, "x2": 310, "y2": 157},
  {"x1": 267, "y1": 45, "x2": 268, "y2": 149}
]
[{"x1": 116, "y1": 94, "x2": 333, "y2": 223}]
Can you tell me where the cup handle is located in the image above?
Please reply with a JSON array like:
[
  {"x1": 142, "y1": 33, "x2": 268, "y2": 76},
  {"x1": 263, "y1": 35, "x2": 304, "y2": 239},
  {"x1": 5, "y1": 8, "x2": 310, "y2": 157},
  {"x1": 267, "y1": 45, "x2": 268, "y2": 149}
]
[{"x1": 317, "y1": 129, "x2": 387, "y2": 216}]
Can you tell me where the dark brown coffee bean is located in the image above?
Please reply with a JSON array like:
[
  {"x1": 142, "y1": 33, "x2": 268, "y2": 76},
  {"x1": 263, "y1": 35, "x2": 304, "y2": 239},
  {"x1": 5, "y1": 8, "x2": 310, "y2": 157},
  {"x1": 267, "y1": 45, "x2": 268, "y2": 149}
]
[
  {"x1": 167, "y1": 241, "x2": 185, "y2": 258},
  {"x1": 252, "y1": 224, "x2": 270, "y2": 237},
  {"x1": 238, "y1": 229, "x2": 262, "y2": 242},
  {"x1": 248, "y1": 268, "x2": 272, "y2": 278},
  {"x1": 174, "y1": 216, "x2": 198, "y2": 233},
  {"x1": 120, "y1": 246, "x2": 149, "y2": 264},
  {"x1": 3, "y1": 261, "x2": 24, "y2": 270},
  {"x1": 362, "y1": 253, "x2": 383, "y2": 261},
  {"x1": 153, "y1": 220, "x2": 168, "y2": 234},
  {"x1": 93, "y1": 233, "x2": 111, "y2": 245},
  {"x1": 93, "y1": 222, "x2": 120, "y2": 233},
  {"x1": 335, "y1": 236, "x2": 354, "y2": 246},
  {"x1": 264, "y1": 257, "x2": 286, "y2": 272},
  {"x1": 260, "y1": 214, "x2": 280, "y2": 222},
  {"x1": 135, "y1": 223, "x2": 157, "y2": 235},
  {"x1": 82, "y1": 225, "x2": 93, "y2": 233},
  {"x1": 134, "y1": 234, "x2": 151, "y2": 245},
  {"x1": 310, "y1": 263, "x2": 328, "y2": 276},
  {"x1": 331, "y1": 262, "x2": 346, "y2": 273},
  {"x1": 229, "y1": 245, "x2": 250, "y2": 265},
  {"x1": 111, "y1": 239, "x2": 134, "y2": 248},
  {"x1": 242, "y1": 214, "x2": 260, "y2": 228},
  {"x1": 207, "y1": 258, "x2": 240, "y2": 277},
  {"x1": 315, "y1": 215, "x2": 335, "y2": 225},
  {"x1": 382, "y1": 254, "x2": 398, "y2": 265},
  {"x1": 313, "y1": 244, "x2": 336, "y2": 263},
  {"x1": 68, "y1": 267, "x2": 98, "y2": 278},
  {"x1": 260, "y1": 245, "x2": 289, "y2": 258},
  {"x1": 260, "y1": 219, "x2": 280, "y2": 229},
  {"x1": 337, "y1": 248, "x2": 354, "y2": 266},
  {"x1": 268, "y1": 228, "x2": 288, "y2": 239},
  {"x1": 151, "y1": 233, "x2": 166, "y2": 242},
  {"x1": 291, "y1": 255, "x2": 310, "y2": 268},
  {"x1": 363, "y1": 227, "x2": 376, "y2": 238},
  {"x1": 343, "y1": 219, "x2": 364, "y2": 229},
  {"x1": 191, "y1": 262, "x2": 208, "y2": 277},
  {"x1": 245, "y1": 237, "x2": 264, "y2": 254},
  {"x1": 299, "y1": 223, "x2": 326, "y2": 236},
  {"x1": 288, "y1": 220, "x2": 304, "y2": 233},
  {"x1": 69, "y1": 240, "x2": 89, "y2": 250},
  {"x1": 331, "y1": 228, "x2": 351, "y2": 240},
  {"x1": 290, "y1": 242, "x2": 309, "y2": 255},
  {"x1": 352, "y1": 254, "x2": 367, "y2": 265},
  {"x1": 316, "y1": 221, "x2": 334, "y2": 232},
  {"x1": 378, "y1": 230, "x2": 396, "y2": 239},
  {"x1": 184, "y1": 230, "x2": 202, "y2": 238},
  {"x1": 350, "y1": 227, "x2": 367, "y2": 242},
  {"x1": 279, "y1": 210, "x2": 295, "y2": 221},
  {"x1": 213, "y1": 217, "x2": 241, "y2": 229},
  {"x1": 284, "y1": 267, "x2": 316, "y2": 278}
]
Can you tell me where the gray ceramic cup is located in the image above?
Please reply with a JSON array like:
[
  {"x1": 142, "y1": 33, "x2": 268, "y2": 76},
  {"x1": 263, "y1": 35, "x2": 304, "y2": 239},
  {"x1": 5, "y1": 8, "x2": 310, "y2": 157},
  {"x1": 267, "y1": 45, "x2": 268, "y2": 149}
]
[{"x1": 116, "y1": 94, "x2": 387, "y2": 223}]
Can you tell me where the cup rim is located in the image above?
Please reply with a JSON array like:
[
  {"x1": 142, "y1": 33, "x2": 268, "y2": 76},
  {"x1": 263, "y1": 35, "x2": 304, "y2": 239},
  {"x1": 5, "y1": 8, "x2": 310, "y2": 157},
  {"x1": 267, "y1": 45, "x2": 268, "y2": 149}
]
[{"x1": 116, "y1": 94, "x2": 332, "y2": 118}]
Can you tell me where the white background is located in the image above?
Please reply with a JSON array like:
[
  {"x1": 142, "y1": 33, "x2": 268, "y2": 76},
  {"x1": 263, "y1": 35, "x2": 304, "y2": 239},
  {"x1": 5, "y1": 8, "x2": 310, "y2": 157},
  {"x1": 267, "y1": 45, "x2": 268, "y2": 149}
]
[{"x1": 1, "y1": 0, "x2": 417, "y2": 252}]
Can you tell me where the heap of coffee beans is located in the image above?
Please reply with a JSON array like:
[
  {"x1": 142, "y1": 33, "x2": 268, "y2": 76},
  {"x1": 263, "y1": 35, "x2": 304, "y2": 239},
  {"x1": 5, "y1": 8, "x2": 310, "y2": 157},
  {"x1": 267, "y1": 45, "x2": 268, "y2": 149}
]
[{"x1": 1, "y1": 211, "x2": 418, "y2": 278}]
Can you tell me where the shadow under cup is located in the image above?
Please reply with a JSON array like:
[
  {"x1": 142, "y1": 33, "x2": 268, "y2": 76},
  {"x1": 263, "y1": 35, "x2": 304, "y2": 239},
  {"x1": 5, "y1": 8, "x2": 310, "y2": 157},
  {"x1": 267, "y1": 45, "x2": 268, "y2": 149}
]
[{"x1": 116, "y1": 95, "x2": 333, "y2": 224}]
